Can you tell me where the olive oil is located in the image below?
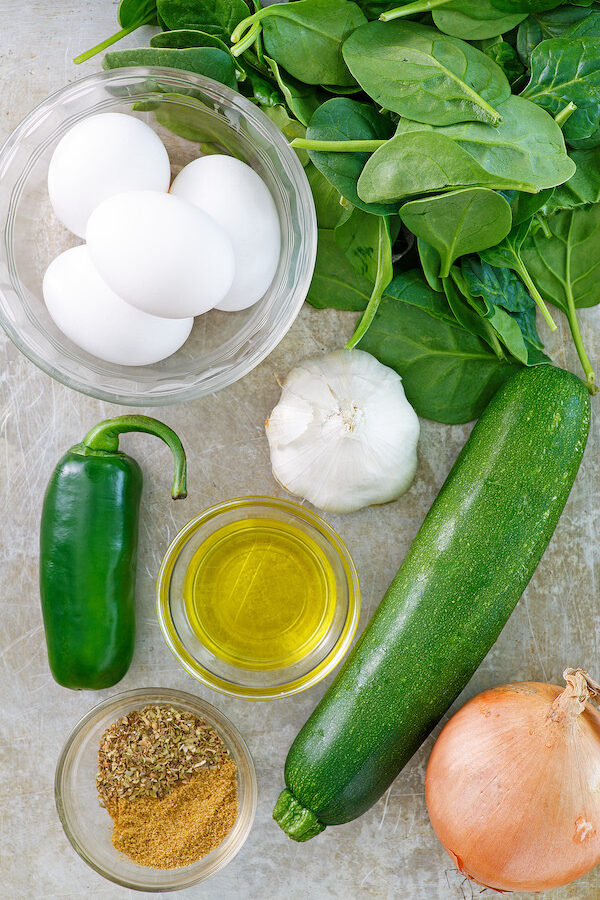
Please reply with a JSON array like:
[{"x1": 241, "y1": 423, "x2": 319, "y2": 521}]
[{"x1": 183, "y1": 518, "x2": 336, "y2": 670}]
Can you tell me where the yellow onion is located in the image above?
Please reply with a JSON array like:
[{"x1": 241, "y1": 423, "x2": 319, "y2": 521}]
[{"x1": 425, "y1": 669, "x2": 600, "y2": 893}]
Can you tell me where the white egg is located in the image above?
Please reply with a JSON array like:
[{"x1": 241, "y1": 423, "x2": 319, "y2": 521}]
[
  {"x1": 86, "y1": 190, "x2": 235, "y2": 318},
  {"x1": 48, "y1": 113, "x2": 171, "y2": 238},
  {"x1": 43, "y1": 246, "x2": 193, "y2": 366},
  {"x1": 170, "y1": 155, "x2": 281, "y2": 312}
]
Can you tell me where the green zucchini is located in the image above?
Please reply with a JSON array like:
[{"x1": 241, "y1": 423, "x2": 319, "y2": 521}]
[{"x1": 273, "y1": 365, "x2": 590, "y2": 841}]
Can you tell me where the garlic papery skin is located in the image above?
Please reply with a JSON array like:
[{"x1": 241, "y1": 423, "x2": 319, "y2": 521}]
[{"x1": 265, "y1": 349, "x2": 420, "y2": 514}]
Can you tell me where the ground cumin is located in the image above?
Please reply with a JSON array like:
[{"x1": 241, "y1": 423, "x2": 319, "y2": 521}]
[{"x1": 106, "y1": 758, "x2": 238, "y2": 869}]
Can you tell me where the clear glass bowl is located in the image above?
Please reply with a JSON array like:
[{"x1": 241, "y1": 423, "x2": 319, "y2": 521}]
[
  {"x1": 0, "y1": 69, "x2": 317, "y2": 405},
  {"x1": 55, "y1": 687, "x2": 257, "y2": 891},
  {"x1": 156, "y1": 497, "x2": 361, "y2": 700}
]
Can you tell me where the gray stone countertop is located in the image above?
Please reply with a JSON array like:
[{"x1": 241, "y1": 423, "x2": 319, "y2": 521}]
[{"x1": 2, "y1": 4, "x2": 599, "y2": 899}]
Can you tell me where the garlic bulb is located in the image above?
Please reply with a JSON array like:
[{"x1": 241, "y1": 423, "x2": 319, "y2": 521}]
[{"x1": 265, "y1": 349, "x2": 420, "y2": 513}]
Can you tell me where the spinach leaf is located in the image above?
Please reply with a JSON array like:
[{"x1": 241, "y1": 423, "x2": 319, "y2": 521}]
[
  {"x1": 443, "y1": 275, "x2": 507, "y2": 357},
  {"x1": 233, "y1": 0, "x2": 367, "y2": 86},
  {"x1": 479, "y1": 38, "x2": 525, "y2": 84},
  {"x1": 490, "y1": 0, "x2": 566, "y2": 11},
  {"x1": 357, "y1": 271, "x2": 519, "y2": 423},
  {"x1": 102, "y1": 46, "x2": 238, "y2": 89},
  {"x1": 306, "y1": 229, "x2": 374, "y2": 309},
  {"x1": 133, "y1": 93, "x2": 244, "y2": 153},
  {"x1": 521, "y1": 38, "x2": 600, "y2": 143},
  {"x1": 460, "y1": 257, "x2": 548, "y2": 359},
  {"x1": 342, "y1": 20, "x2": 510, "y2": 126},
  {"x1": 263, "y1": 106, "x2": 310, "y2": 165},
  {"x1": 358, "y1": 96, "x2": 575, "y2": 201},
  {"x1": 516, "y1": 6, "x2": 594, "y2": 65},
  {"x1": 399, "y1": 187, "x2": 513, "y2": 277},
  {"x1": 150, "y1": 28, "x2": 230, "y2": 49},
  {"x1": 521, "y1": 202, "x2": 600, "y2": 387},
  {"x1": 305, "y1": 163, "x2": 350, "y2": 228},
  {"x1": 265, "y1": 57, "x2": 324, "y2": 126},
  {"x1": 500, "y1": 187, "x2": 555, "y2": 224},
  {"x1": 340, "y1": 214, "x2": 395, "y2": 347},
  {"x1": 157, "y1": 0, "x2": 250, "y2": 34},
  {"x1": 418, "y1": 238, "x2": 444, "y2": 291},
  {"x1": 479, "y1": 219, "x2": 558, "y2": 331},
  {"x1": 541, "y1": 148, "x2": 600, "y2": 212},
  {"x1": 74, "y1": 0, "x2": 158, "y2": 63},
  {"x1": 306, "y1": 98, "x2": 397, "y2": 215},
  {"x1": 562, "y1": 9, "x2": 600, "y2": 37},
  {"x1": 433, "y1": 1, "x2": 527, "y2": 40}
]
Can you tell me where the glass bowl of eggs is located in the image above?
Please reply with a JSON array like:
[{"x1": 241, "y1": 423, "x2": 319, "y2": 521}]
[{"x1": 0, "y1": 68, "x2": 317, "y2": 405}]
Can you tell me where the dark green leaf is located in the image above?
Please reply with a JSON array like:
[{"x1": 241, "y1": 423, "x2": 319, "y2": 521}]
[
  {"x1": 521, "y1": 38, "x2": 600, "y2": 142},
  {"x1": 541, "y1": 148, "x2": 600, "y2": 213},
  {"x1": 499, "y1": 187, "x2": 555, "y2": 223},
  {"x1": 358, "y1": 96, "x2": 575, "y2": 202},
  {"x1": 306, "y1": 98, "x2": 397, "y2": 215},
  {"x1": 157, "y1": 0, "x2": 250, "y2": 34},
  {"x1": 306, "y1": 229, "x2": 373, "y2": 310},
  {"x1": 102, "y1": 46, "x2": 238, "y2": 89},
  {"x1": 399, "y1": 187, "x2": 512, "y2": 277},
  {"x1": 335, "y1": 209, "x2": 399, "y2": 282},
  {"x1": 461, "y1": 257, "x2": 546, "y2": 353},
  {"x1": 521, "y1": 204, "x2": 600, "y2": 311},
  {"x1": 342, "y1": 20, "x2": 510, "y2": 126},
  {"x1": 418, "y1": 239, "x2": 444, "y2": 291},
  {"x1": 265, "y1": 57, "x2": 324, "y2": 126},
  {"x1": 119, "y1": 0, "x2": 158, "y2": 28},
  {"x1": 258, "y1": 0, "x2": 367, "y2": 86},
  {"x1": 356, "y1": 271, "x2": 519, "y2": 423},
  {"x1": 516, "y1": 6, "x2": 593, "y2": 65},
  {"x1": 490, "y1": 0, "x2": 565, "y2": 12},
  {"x1": 433, "y1": 1, "x2": 527, "y2": 40},
  {"x1": 305, "y1": 163, "x2": 350, "y2": 228},
  {"x1": 443, "y1": 275, "x2": 506, "y2": 355},
  {"x1": 563, "y1": 9, "x2": 600, "y2": 37},
  {"x1": 480, "y1": 38, "x2": 525, "y2": 84}
]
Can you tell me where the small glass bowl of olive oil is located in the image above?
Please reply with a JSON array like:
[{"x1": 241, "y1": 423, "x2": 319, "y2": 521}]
[{"x1": 156, "y1": 497, "x2": 360, "y2": 700}]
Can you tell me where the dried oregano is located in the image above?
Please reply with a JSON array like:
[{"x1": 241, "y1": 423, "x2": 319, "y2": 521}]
[{"x1": 96, "y1": 704, "x2": 230, "y2": 804}]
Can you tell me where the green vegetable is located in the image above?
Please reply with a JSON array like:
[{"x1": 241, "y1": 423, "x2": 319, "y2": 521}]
[
  {"x1": 305, "y1": 163, "x2": 349, "y2": 229},
  {"x1": 357, "y1": 270, "x2": 519, "y2": 422},
  {"x1": 522, "y1": 38, "x2": 600, "y2": 143},
  {"x1": 306, "y1": 228, "x2": 373, "y2": 310},
  {"x1": 516, "y1": 6, "x2": 594, "y2": 65},
  {"x1": 231, "y1": 0, "x2": 367, "y2": 85},
  {"x1": 480, "y1": 219, "x2": 558, "y2": 330},
  {"x1": 344, "y1": 215, "x2": 394, "y2": 347},
  {"x1": 150, "y1": 27, "x2": 230, "y2": 49},
  {"x1": 479, "y1": 37, "x2": 525, "y2": 84},
  {"x1": 305, "y1": 98, "x2": 397, "y2": 215},
  {"x1": 342, "y1": 20, "x2": 510, "y2": 126},
  {"x1": 158, "y1": 0, "x2": 250, "y2": 34},
  {"x1": 265, "y1": 57, "x2": 324, "y2": 126},
  {"x1": 39, "y1": 416, "x2": 187, "y2": 690},
  {"x1": 357, "y1": 95, "x2": 575, "y2": 201},
  {"x1": 274, "y1": 365, "x2": 590, "y2": 839},
  {"x1": 399, "y1": 187, "x2": 513, "y2": 277},
  {"x1": 74, "y1": 0, "x2": 158, "y2": 64},
  {"x1": 433, "y1": 1, "x2": 527, "y2": 40},
  {"x1": 102, "y1": 46, "x2": 238, "y2": 89},
  {"x1": 521, "y1": 204, "x2": 600, "y2": 388},
  {"x1": 541, "y1": 148, "x2": 600, "y2": 213}
]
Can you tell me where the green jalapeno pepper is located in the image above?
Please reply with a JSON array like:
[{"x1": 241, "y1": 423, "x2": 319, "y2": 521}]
[{"x1": 39, "y1": 415, "x2": 187, "y2": 690}]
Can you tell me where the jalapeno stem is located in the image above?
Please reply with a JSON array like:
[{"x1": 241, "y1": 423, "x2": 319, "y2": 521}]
[{"x1": 83, "y1": 415, "x2": 187, "y2": 499}]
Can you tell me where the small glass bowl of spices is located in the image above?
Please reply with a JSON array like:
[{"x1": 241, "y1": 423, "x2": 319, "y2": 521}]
[
  {"x1": 55, "y1": 688, "x2": 257, "y2": 891},
  {"x1": 156, "y1": 496, "x2": 360, "y2": 700}
]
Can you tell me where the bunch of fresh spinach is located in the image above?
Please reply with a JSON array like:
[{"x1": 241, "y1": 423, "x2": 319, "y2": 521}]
[{"x1": 78, "y1": 0, "x2": 600, "y2": 422}]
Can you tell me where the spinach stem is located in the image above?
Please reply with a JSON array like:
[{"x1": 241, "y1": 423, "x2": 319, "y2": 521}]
[
  {"x1": 291, "y1": 138, "x2": 386, "y2": 152},
  {"x1": 564, "y1": 240, "x2": 597, "y2": 393},
  {"x1": 515, "y1": 262, "x2": 558, "y2": 332},
  {"x1": 231, "y1": 21, "x2": 263, "y2": 57},
  {"x1": 554, "y1": 102, "x2": 577, "y2": 128},
  {"x1": 537, "y1": 216, "x2": 552, "y2": 239},
  {"x1": 380, "y1": 0, "x2": 451, "y2": 21},
  {"x1": 73, "y1": 21, "x2": 147, "y2": 64}
]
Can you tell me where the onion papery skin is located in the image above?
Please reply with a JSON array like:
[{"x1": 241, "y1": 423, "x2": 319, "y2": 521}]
[{"x1": 425, "y1": 680, "x2": 600, "y2": 893}]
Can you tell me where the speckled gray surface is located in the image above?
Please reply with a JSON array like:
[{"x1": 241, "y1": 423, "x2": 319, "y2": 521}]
[{"x1": 2, "y1": 4, "x2": 600, "y2": 899}]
